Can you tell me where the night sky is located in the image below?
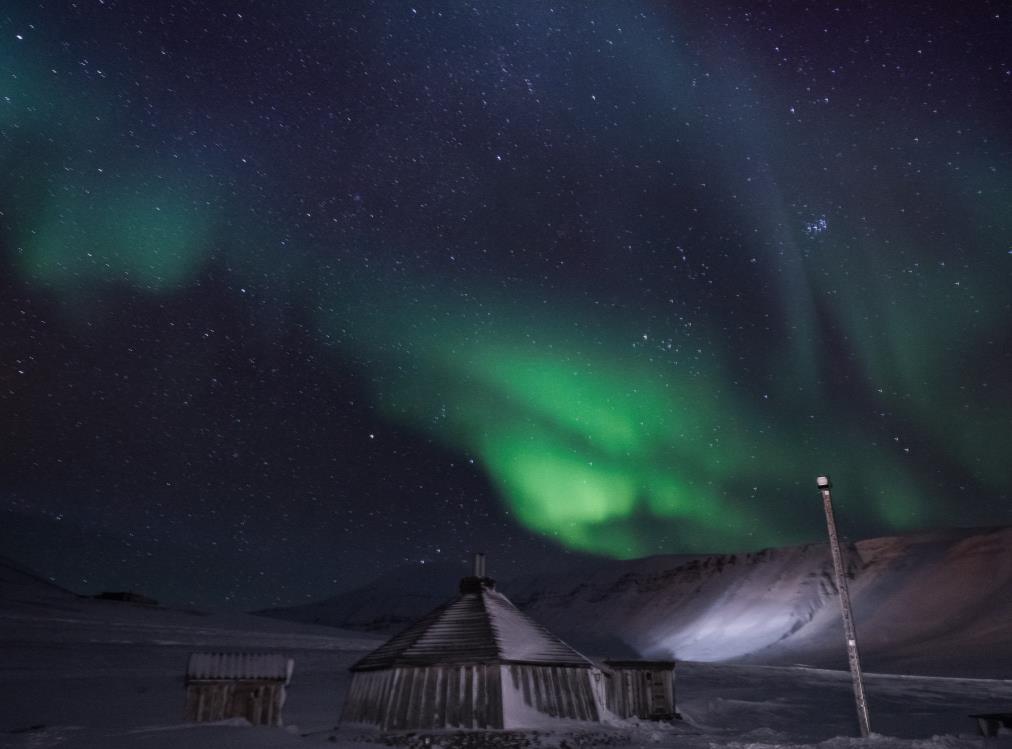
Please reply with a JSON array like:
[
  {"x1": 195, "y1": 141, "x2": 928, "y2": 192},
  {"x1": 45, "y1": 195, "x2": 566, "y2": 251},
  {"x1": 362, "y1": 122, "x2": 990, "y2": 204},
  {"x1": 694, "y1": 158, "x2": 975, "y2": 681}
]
[{"x1": 1, "y1": 1, "x2": 1009, "y2": 610}]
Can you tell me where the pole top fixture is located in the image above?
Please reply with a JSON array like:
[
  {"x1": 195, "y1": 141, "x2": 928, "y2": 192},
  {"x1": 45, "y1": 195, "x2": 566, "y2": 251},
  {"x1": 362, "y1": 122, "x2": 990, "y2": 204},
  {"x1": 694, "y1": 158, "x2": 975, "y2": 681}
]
[{"x1": 816, "y1": 475, "x2": 832, "y2": 489}]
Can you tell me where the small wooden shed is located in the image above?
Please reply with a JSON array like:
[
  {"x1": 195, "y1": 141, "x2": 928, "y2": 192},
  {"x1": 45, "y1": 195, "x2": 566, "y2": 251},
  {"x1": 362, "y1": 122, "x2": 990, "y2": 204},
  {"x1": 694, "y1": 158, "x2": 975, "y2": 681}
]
[
  {"x1": 342, "y1": 556, "x2": 602, "y2": 730},
  {"x1": 602, "y1": 660, "x2": 676, "y2": 721},
  {"x1": 184, "y1": 652, "x2": 294, "y2": 726}
]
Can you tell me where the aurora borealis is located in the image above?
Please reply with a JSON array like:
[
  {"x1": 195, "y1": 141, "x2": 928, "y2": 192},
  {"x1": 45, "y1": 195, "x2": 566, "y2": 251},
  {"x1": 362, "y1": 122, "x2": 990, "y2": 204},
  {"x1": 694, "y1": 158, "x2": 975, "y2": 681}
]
[
  {"x1": 0, "y1": 1, "x2": 1009, "y2": 606},
  {"x1": 326, "y1": 282, "x2": 964, "y2": 558}
]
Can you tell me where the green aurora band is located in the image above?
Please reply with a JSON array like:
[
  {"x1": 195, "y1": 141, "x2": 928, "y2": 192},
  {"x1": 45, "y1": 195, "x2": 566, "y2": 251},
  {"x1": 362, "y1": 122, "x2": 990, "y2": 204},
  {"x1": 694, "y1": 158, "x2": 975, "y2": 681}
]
[
  {"x1": 3, "y1": 2, "x2": 1010, "y2": 558},
  {"x1": 16, "y1": 175, "x2": 213, "y2": 292},
  {"x1": 320, "y1": 292, "x2": 957, "y2": 557}
]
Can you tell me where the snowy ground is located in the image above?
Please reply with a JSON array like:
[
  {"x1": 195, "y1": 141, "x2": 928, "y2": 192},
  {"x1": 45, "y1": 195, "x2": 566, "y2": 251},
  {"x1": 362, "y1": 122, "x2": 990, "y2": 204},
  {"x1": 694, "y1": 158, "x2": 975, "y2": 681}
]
[{"x1": 2, "y1": 595, "x2": 1011, "y2": 749}]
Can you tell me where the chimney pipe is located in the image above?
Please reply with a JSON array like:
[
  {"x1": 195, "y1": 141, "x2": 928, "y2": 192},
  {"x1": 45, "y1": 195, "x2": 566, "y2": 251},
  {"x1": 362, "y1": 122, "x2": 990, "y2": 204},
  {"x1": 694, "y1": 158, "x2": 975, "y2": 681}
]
[{"x1": 473, "y1": 552, "x2": 486, "y2": 578}]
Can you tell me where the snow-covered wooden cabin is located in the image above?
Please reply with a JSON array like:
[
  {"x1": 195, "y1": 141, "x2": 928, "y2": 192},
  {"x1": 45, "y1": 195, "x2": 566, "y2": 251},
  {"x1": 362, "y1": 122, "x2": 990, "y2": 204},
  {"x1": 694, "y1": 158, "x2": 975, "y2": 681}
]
[
  {"x1": 342, "y1": 555, "x2": 603, "y2": 730},
  {"x1": 602, "y1": 660, "x2": 676, "y2": 721},
  {"x1": 184, "y1": 652, "x2": 294, "y2": 726}
]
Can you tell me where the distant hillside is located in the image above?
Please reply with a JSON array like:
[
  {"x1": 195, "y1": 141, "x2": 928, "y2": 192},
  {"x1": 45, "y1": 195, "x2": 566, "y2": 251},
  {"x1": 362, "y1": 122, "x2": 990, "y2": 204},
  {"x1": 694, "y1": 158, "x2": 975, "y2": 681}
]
[
  {"x1": 0, "y1": 555, "x2": 78, "y2": 612},
  {"x1": 507, "y1": 526, "x2": 1012, "y2": 676},
  {"x1": 258, "y1": 526, "x2": 1012, "y2": 677},
  {"x1": 255, "y1": 559, "x2": 467, "y2": 632},
  {"x1": 0, "y1": 553, "x2": 383, "y2": 655}
]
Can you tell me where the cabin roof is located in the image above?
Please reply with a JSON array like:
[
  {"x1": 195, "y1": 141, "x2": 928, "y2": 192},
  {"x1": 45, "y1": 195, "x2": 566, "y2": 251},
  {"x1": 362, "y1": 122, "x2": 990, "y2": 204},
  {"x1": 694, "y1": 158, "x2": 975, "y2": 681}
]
[
  {"x1": 187, "y1": 652, "x2": 294, "y2": 683},
  {"x1": 351, "y1": 578, "x2": 593, "y2": 671}
]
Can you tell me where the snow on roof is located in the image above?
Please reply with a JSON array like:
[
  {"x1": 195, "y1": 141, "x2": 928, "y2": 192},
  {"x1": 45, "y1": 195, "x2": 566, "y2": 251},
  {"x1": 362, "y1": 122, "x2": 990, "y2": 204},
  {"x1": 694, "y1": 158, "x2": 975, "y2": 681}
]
[
  {"x1": 351, "y1": 578, "x2": 593, "y2": 671},
  {"x1": 186, "y1": 652, "x2": 294, "y2": 683}
]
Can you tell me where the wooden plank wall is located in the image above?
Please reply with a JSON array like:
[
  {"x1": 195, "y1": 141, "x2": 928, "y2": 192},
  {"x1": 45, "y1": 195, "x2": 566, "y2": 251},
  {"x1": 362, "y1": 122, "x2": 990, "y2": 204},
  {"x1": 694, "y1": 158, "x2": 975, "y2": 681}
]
[
  {"x1": 343, "y1": 664, "x2": 603, "y2": 730},
  {"x1": 505, "y1": 665, "x2": 599, "y2": 723},
  {"x1": 604, "y1": 669, "x2": 674, "y2": 720},
  {"x1": 342, "y1": 665, "x2": 504, "y2": 730},
  {"x1": 184, "y1": 681, "x2": 285, "y2": 726}
]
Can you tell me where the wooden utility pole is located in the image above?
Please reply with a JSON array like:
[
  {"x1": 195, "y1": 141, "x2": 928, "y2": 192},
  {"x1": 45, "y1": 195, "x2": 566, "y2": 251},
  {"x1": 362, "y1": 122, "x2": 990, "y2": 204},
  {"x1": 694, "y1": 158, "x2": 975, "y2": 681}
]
[{"x1": 816, "y1": 475, "x2": 872, "y2": 738}]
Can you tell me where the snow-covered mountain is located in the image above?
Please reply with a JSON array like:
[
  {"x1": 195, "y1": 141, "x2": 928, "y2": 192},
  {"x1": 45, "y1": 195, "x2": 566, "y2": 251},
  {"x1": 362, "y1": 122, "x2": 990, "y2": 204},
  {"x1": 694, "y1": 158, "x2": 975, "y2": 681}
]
[
  {"x1": 260, "y1": 526, "x2": 1012, "y2": 677},
  {"x1": 508, "y1": 526, "x2": 1012, "y2": 675},
  {"x1": 255, "y1": 559, "x2": 467, "y2": 632},
  {"x1": 0, "y1": 554, "x2": 79, "y2": 612}
]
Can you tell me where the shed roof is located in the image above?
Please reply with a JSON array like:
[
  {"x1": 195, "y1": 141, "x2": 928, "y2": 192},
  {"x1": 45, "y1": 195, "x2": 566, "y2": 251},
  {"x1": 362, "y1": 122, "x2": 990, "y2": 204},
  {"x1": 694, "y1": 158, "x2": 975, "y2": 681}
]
[
  {"x1": 351, "y1": 577, "x2": 593, "y2": 671},
  {"x1": 187, "y1": 652, "x2": 294, "y2": 683}
]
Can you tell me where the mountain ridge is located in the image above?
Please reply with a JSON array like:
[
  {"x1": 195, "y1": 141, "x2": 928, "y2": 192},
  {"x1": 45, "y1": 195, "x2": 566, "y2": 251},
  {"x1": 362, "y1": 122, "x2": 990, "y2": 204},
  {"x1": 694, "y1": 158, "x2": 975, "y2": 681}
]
[{"x1": 257, "y1": 525, "x2": 1012, "y2": 676}]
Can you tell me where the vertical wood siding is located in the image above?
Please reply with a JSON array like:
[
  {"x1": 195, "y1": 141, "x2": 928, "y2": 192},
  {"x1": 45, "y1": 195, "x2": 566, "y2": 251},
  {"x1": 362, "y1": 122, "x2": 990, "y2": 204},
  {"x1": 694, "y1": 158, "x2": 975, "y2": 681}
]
[
  {"x1": 604, "y1": 668, "x2": 675, "y2": 720},
  {"x1": 504, "y1": 665, "x2": 600, "y2": 723},
  {"x1": 184, "y1": 681, "x2": 285, "y2": 726},
  {"x1": 342, "y1": 665, "x2": 506, "y2": 730}
]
